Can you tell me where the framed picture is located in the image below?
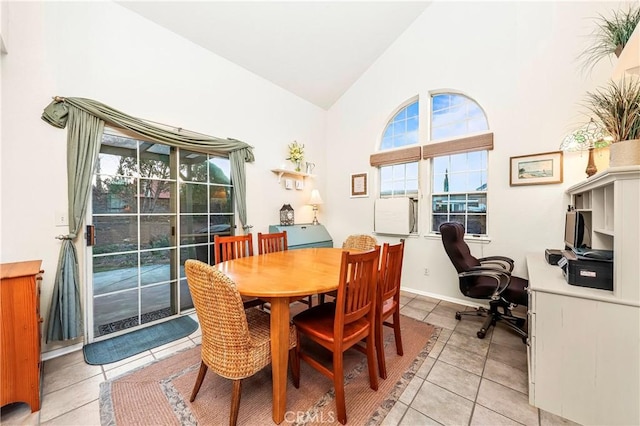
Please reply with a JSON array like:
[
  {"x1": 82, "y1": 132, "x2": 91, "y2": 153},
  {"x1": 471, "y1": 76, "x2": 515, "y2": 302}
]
[
  {"x1": 350, "y1": 172, "x2": 368, "y2": 197},
  {"x1": 284, "y1": 178, "x2": 293, "y2": 190},
  {"x1": 510, "y1": 151, "x2": 563, "y2": 186}
]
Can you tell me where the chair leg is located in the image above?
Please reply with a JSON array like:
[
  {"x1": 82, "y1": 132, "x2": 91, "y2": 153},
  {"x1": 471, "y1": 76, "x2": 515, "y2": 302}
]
[
  {"x1": 189, "y1": 361, "x2": 209, "y2": 402},
  {"x1": 375, "y1": 317, "x2": 387, "y2": 379},
  {"x1": 319, "y1": 293, "x2": 325, "y2": 304},
  {"x1": 289, "y1": 348, "x2": 300, "y2": 388},
  {"x1": 229, "y1": 379, "x2": 242, "y2": 426},
  {"x1": 294, "y1": 332, "x2": 302, "y2": 385},
  {"x1": 365, "y1": 334, "x2": 379, "y2": 391},
  {"x1": 333, "y1": 352, "x2": 347, "y2": 425},
  {"x1": 392, "y1": 309, "x2": 404, "y2": 356}
]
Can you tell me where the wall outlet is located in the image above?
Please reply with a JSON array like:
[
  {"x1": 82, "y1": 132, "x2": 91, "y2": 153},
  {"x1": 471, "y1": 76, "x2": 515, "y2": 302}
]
[
  {"x1": 55, "y1": 210, "x2": 68, "y2": 227},
  {"x1": 423, "y1": 268, "x2": 430, "y2": 276}
]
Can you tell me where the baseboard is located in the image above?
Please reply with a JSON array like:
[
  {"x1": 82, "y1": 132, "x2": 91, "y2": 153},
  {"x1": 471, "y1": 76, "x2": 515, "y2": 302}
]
[
  {"x1": 399, "y1": 286, "x2": 486, "y2": 309},
  {"x1": 41, "y1": 342, "x2": 84, "y2": 361}
]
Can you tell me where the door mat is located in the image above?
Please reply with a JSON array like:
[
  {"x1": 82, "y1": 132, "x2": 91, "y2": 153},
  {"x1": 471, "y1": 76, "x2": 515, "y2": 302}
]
[{"x1": 83, "y1": 316, "x2": 198, "y2": 365}]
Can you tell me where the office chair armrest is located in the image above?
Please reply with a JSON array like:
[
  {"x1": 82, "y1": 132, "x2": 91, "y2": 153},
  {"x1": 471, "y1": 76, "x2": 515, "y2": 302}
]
[
  {"x1": 478, "y1": 256, "x2": 514, "y2": 272},
  {"x1": 459, "y1": 267, "x2": 512, "y2": 298}
]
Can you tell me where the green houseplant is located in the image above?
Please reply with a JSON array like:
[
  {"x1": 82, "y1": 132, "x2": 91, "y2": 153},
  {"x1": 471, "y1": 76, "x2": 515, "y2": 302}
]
[
  {"x1": 583, "y1": 76, "x2": 640, "y2": 166},
  {"x1": 579, "y1": 5, "x2": 640, "y2": 73},
  {"x1": 286, "y1": 140, "x2": 304, "y2": 171}
]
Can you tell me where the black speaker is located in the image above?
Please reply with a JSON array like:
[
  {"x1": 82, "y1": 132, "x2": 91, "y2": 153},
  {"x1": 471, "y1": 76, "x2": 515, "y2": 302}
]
[{"x1": 545, "y1": 249, "x2": 563, "y2": 265}]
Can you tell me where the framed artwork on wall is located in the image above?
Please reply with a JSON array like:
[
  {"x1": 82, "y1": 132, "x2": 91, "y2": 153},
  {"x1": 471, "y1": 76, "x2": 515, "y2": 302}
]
[
  {"x1": 284, "y1": 178, "x2": 294, "y2": 190},
  {"x1": 350, "y1": 172, "x2": 368, "y2": 197},
  {"x1": 510, "y1": 151, "x2": 563, "y2": 186}
]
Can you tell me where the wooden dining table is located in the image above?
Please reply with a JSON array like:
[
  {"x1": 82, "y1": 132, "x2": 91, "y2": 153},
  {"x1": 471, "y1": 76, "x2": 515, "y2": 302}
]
[{"x1": 215, "y1": 247, "x2": 346, "y2": 424}]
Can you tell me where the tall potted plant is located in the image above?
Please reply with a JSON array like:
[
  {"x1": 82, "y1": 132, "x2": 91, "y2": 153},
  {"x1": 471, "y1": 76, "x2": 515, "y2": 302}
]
[
  {"x1": 578, "y1": 5, "x2": 640, "y2": 73},
  {"x1": 583, "y1": 76, "x2": 640, "y2": 167}
]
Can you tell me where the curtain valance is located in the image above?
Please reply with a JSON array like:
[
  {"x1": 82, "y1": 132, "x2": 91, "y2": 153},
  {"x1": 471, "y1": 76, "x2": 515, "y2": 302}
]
[
  {"x1": 43, "y1": 97, "x2": 254, "y2": 160},
  {"x1": 41, "y1": 96, "x2": 255, "y2": 342}
]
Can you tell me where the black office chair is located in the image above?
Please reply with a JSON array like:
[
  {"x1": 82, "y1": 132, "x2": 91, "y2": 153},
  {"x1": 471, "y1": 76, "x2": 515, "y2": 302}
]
[{"x1": 439, "y1": 222, "x2": 528, "y2": 342}]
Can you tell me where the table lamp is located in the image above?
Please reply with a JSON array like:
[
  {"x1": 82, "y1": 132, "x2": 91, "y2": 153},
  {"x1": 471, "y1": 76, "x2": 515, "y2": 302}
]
[
  {"x1": 308, "y1": 189, "x2": 324, "y2": 225},
  {"x1": 559, "y1": 119, "x2": 611, "y2": 177}
]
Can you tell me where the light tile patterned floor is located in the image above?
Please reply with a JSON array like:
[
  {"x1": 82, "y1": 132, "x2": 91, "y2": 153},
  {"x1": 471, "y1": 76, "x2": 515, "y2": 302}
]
[{"x1": 1, "y1": 292, "x2": 580, "y2": 426}]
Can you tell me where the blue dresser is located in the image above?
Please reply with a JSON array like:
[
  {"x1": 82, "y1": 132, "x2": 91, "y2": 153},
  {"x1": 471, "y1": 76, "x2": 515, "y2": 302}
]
[{"x1": 268, "y1": 224, "x2": 333, "y2": 249}]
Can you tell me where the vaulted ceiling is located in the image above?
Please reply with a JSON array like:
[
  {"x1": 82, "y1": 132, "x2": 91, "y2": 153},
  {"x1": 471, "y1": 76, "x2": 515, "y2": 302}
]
[{"x1": 117, "y1": 1, "x2": 431, "y2": 109}]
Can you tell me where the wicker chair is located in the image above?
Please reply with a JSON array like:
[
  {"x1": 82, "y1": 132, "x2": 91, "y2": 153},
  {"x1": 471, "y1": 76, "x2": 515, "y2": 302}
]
[
  {"x1": 214, "y1": 234, "x2": 264, "y2": 309},
  {"x1": 342, "y1": 234, "x2": 378, "y2": 251},
  {"x1": 292, "y1": 248, "x2": 380, "y2": 425},
  {"x1": 319, "y1": 234, "x2": 379, "y2": 304},
  {"x1": 258, "y1": 230, "x2": 313, "y2": 308},
  {"x1": 185, "y1": 259, "x2": 299, "y2": 426}
]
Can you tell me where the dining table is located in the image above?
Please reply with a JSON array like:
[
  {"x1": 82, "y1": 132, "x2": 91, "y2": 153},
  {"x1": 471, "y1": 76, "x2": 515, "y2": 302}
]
[{"x1": 214, "y1": 247, "x2": 347, "y2": 424}]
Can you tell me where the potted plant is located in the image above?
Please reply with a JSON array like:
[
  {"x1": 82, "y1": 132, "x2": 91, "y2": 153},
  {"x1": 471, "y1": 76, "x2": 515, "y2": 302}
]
[
  {"x1": 583, "y1": 76, "x2": 640, "y2": 166},
  {"x1": 286, "y1": 140, "x2": 304, "y2": 171},
  {"x1": 578, "y1": 5, "x2": 640, "y2": 73}
]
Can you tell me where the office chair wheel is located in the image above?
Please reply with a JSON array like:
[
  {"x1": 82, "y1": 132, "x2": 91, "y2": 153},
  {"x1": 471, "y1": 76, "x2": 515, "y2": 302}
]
[
  {"x1": 477, "y1": 330, "x2": 486, "y2": 339},
  {"x1": 455, "y1": 313, "x2": 462, "y2": 320}
]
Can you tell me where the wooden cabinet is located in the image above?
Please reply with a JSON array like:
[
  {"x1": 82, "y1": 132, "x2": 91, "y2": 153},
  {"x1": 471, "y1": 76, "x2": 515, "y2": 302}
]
[
  {"x1": 526, "y1": 167, "x2": 640, "y2": 425},
  {"x1": 1, "y1": 260, "x2": 43, "y2": 412}
]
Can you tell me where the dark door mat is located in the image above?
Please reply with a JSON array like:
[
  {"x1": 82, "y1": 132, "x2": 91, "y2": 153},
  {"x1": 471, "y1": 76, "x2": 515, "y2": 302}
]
[{"x1": 83, "y1": 316, "x2": 199, "y2": 365}]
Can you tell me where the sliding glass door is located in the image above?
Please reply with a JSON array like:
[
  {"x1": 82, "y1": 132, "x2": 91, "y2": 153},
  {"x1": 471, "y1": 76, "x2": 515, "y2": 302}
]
[{"x1": 87, "y1": 129, "x2": 234, "y2": 341}]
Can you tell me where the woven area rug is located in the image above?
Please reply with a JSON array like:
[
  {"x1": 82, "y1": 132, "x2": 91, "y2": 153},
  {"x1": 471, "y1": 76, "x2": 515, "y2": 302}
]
[
  {"x1": 84, "y1": 316, "x2": 199, "y2": 365},
  {"x1": 100, "y1": 315, "x2": 438, "y2": 425}
]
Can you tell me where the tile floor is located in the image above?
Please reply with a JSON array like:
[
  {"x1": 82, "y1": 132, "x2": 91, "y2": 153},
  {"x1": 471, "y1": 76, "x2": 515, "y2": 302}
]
[{"x1": 1, "y1": 292, "x2": 580, "y2": 426}]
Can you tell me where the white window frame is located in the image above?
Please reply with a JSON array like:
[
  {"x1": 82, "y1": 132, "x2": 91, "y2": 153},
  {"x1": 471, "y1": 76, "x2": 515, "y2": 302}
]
[{"x1": 427, "y1": 91, "x2": 490, "y2": 237}]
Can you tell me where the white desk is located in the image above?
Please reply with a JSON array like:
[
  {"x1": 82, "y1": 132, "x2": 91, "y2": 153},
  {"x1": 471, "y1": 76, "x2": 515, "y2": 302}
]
[{"x1": 526, "y1": 253, "x2": 640, "y2": 425}]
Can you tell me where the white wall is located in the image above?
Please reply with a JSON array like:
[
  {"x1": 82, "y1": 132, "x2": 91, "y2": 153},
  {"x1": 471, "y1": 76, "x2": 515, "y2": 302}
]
[
  {"x1": 0, "y1": 1, "x2": 326, "y2": 352},
  {"x1": 0, "y1": 1, "x2": 629, "y2": 354},
  {"x1": 324, "y1": 1, "x2": 621, "y2": 303}
]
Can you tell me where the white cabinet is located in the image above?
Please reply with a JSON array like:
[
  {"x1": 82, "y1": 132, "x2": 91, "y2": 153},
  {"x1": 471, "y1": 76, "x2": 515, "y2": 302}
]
[
  {"x1": 567, "y1": 166, "x2": 639, "y2": 301},
  {"x1": 612, "y1": 24, "x2": 640, "y2": 79},
  {"x1": 526, "y1": 166, "x2": 640, "y2": 425}
]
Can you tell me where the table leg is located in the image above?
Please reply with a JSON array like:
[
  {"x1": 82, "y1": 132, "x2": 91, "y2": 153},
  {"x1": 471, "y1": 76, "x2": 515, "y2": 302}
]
[{"x1": 270, "y1": 297, "x2": 290, "y2": 424}]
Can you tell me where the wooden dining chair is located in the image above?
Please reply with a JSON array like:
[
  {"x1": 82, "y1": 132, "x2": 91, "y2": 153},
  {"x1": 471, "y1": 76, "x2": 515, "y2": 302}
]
[
  {"x1": 257, "y1": 231, "x2": 288, "y2": 255},
  {"x1": 213, "y1": 234, "x2": 263, "y2": 309},
  {"x1": 374, "y1": 240, "x2": 405, "y2": 379},
  {"x1": 258, "y1": 230, "x2": 314, "y2": 308},
  {"x1": 292, "y1": 247, "x2": 380, "y2": 425},
  {"x1": 318, "y1": 233, "x2": 379, "y2": 304},
  {"x1": 185, "y1": 259, "x2": 299, "y2": 426}
]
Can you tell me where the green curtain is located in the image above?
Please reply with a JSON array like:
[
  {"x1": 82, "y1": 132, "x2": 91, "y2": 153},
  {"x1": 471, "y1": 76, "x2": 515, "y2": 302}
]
[
  {"x1": 42, "y1": 97, "x2": 255, "y2": 342},
  {"x1": 46, "y1": 107, "x2": 103, "y2": 342}
]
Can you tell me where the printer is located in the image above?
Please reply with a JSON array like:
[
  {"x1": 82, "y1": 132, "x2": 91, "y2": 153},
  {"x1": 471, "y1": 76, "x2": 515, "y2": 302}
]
[{"x1": 558, "y1": 249, "x2": 613, "y2": 291}]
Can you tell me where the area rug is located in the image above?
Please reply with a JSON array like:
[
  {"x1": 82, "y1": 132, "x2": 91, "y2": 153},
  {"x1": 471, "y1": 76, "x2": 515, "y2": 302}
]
[
  {"x1": 99, "y1": 315, "x2": 438, "y2": 425},
  {"x1": 84, "y1": 316, "x2": 199, "y2": 365}
]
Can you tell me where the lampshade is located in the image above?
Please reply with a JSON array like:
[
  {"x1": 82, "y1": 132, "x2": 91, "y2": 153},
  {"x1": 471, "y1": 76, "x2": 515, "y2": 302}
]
[
  {"x1": 559, "y1": 119, "x2": 611, "y2": 152},
  {"x1": 308, "y1": 189, "x2": 323, "y2": 205},
  {"x1": 559, "y1": 119, "x2": 612, "y2": 178}
]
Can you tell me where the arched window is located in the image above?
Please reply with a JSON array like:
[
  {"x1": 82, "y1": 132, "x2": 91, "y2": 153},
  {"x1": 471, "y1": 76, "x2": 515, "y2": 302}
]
[
  {"x1": 370, "y1": 99, "x2": 421, "y2": 233},
  {"x1": 381, "y1": 101, "x2": 419, "y2": 149},
  {"x1": 372, "y1": 99, "x2": 421, "y2": 198},
  {"x1": 427, "y1": 92, "x2": 492, "y2": 235}
]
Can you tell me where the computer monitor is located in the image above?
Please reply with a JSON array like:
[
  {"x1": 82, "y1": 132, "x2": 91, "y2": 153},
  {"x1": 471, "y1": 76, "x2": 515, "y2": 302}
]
[{"x1": 564, "y1": 210, "x2": 585, "y2": 250}]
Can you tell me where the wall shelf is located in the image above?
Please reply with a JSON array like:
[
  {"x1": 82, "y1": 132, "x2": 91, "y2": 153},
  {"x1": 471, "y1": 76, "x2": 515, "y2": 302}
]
[{"x1": 271, "y1": 168, "x2": 315, "y2": 183}]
